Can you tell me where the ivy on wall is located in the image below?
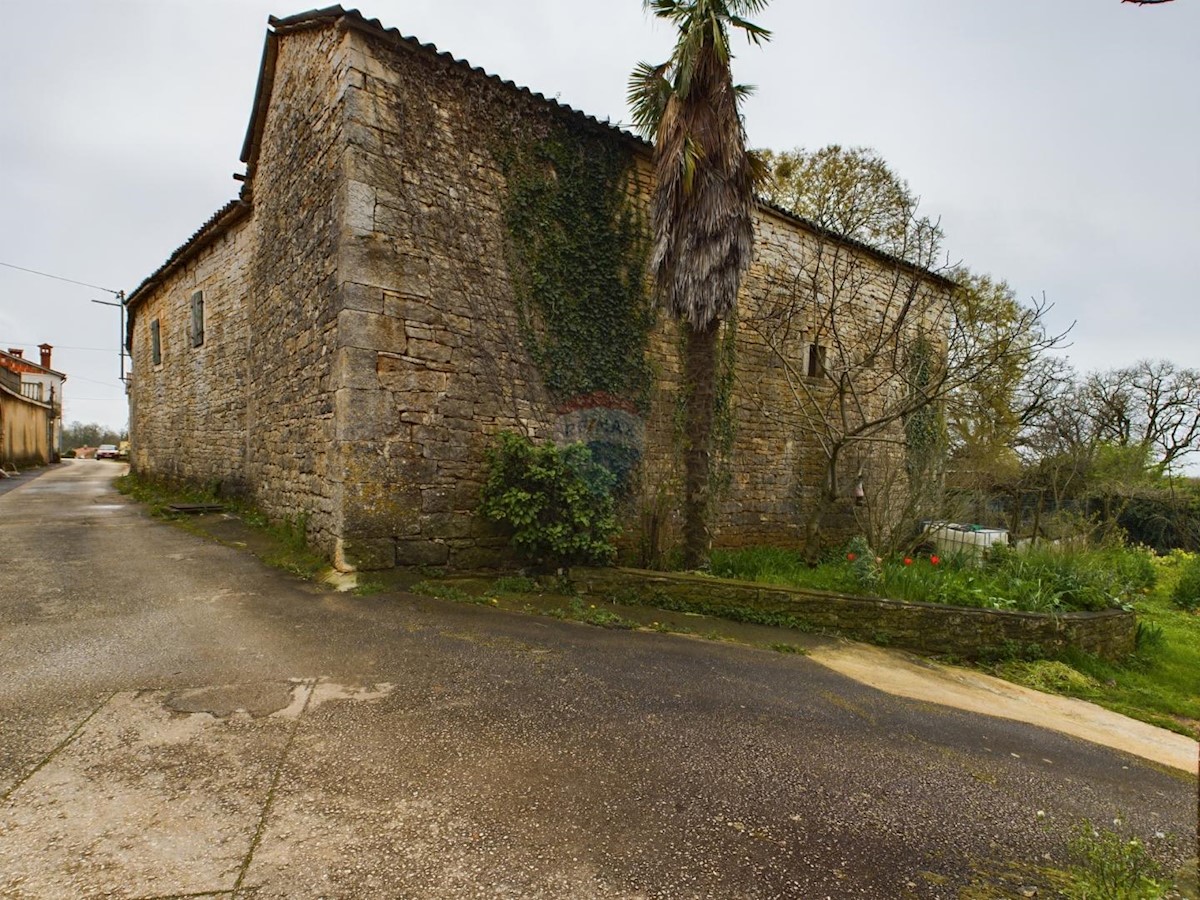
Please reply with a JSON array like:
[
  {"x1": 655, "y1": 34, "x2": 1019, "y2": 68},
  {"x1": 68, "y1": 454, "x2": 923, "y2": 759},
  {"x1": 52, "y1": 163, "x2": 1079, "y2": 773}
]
[
  {"x1": 904, "y1": 333, "x2": 946, "y2": 482},
  {"x1": 496, "y1": 128, "x2": 654, "y2": 412}
]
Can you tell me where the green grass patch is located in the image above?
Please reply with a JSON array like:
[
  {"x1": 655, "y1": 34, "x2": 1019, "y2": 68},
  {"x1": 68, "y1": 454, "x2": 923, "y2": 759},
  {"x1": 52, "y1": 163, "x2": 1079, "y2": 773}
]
[
  {"x1": 492, "y1": 575, "x2": 540, "y2": 594},
  {"x1": 409, "y1": 581, "x2": 498, "y2": 606},
  {"x1": 994, "y1": 553, "x2": 1200, "y2": 737},
  {"x1": 711, "y1": 542, "x2": 1156, "y2": 614},
  {"x1": 603, "y1": 585, "x2": 816, "y2": 633}
]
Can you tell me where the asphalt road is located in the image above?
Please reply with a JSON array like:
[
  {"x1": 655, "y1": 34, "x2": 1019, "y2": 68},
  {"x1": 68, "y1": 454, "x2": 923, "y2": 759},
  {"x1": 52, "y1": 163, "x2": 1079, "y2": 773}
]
[{"x1": 0, "y1": 461, "x2": 1195, "y2": 899}]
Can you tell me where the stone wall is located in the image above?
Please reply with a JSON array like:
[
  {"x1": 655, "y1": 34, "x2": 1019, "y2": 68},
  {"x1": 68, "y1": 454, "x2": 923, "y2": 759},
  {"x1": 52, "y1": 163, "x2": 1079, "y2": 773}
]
[
  {"x1": 324, "y1": 22, "x2": 950, "y2": 569},
  {"x1": 578, "y1": 568, "x2": 1138, "y2": 662},
  {"x1": 127, "y1": 216, "x2": 252, "y2": 493},
  {"x1": 128, "y1": 12, "x2": 952, "y2": 571},
  {"x1": 242, "y1": 25, "x2": 350, "y2": 555},
  {"x1": 128, "y1": 26, "x2": 351, "y2": 555}
]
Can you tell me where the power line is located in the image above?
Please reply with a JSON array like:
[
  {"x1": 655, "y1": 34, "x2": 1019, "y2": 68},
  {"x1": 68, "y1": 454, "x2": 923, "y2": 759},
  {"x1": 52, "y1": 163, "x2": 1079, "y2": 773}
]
[
  {"x1": 0, "y1": 342, "x2": 116, "y2": 352},
  {"x1": 0, "y1": 261, "x2": 120, "y2": 295},
  {"x1": 65, "y1": 373, "x2": 124, "y2": 388}
]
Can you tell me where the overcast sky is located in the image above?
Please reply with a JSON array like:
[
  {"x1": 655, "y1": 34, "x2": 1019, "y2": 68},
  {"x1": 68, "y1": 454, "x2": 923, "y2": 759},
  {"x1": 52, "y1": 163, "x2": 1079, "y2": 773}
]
[{"x1": 1, "y1": 0, "x2": 1196, "y2": 433}]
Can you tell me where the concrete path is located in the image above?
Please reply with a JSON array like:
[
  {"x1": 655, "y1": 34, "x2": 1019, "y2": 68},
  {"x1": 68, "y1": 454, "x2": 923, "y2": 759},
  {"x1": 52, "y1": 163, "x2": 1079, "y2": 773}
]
[
  {"x1": 0, "y1": 461, "x2": 1195, "y2": 899},
  {"x1": 809, "y1": 643, "x2": 1198, "y2": 775}
]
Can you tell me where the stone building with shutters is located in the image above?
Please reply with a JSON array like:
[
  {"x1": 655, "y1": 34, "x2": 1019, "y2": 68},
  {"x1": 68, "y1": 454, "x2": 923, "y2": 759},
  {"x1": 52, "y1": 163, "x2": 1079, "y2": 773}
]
[{"x1": 124, "y1": 6, "x2": 953, "y2": 571}]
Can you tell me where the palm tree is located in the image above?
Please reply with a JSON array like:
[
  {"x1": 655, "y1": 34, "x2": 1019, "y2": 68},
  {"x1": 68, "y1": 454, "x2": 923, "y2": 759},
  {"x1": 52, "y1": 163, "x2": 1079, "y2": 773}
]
[{"x1": 628, "y1": 0, "x2": 770, "y2": 568}]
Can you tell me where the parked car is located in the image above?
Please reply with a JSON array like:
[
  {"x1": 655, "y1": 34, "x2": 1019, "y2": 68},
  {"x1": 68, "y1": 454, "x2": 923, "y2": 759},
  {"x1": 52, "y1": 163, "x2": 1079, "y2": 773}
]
[{"x1": 96, "y1": 444, "x2": 120, "y2": 460}]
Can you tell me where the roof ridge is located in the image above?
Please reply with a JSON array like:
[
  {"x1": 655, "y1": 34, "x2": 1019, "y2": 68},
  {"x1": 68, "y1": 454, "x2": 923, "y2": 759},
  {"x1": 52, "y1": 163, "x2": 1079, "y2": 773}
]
[
  {"x1": 128, "y1": 7, "x2": 955, "y2": 308},
  {"x1": 0, "y1": 348, "x2": 65, "y2": 378}
]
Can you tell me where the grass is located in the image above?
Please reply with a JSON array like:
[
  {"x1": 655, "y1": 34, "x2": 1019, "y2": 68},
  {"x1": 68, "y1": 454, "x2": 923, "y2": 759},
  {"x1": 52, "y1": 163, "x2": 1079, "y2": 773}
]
[
  {"x1": 712, "y1": 542, "x2": 1197, "y2": 736},
  {"x1": 409, "y1": 581, "x2": 498, "y2": 606},
  {"x1": 711, "y1": 542, "x2": 1156, "y2": 614},
  {"x1": 993, "y1": 552, "x2": 1200, "y2": 737}
]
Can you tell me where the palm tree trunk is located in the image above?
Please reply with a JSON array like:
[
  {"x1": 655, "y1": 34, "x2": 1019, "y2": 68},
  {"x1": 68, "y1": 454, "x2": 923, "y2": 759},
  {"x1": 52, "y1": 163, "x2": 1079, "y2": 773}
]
[{"x1": 682, "y1": 320, "x2": 719, "y2": 569}]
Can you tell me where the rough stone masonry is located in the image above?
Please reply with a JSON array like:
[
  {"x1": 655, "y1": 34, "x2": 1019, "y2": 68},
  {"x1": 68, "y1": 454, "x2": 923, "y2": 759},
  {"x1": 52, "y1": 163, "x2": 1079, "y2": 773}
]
[{"x1": 126, "y1": 8, "x2": 953, "y2": 571}]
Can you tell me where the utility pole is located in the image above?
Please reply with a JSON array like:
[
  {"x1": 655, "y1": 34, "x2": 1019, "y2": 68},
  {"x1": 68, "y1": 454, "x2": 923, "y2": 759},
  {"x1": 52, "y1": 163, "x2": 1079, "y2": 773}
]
[{"x1": 91, "y1": 292, "x2": 128, "y2": 384}]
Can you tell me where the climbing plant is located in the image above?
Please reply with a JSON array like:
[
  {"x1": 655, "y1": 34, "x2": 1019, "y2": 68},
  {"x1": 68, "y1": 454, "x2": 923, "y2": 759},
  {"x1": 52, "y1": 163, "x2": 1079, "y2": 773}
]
[
  {"x1": 497, "y1": 128, "x2": 654, "y2": 412},
  {"x1": 904, "y1": 333, "x2": 947, "y2": 485}
]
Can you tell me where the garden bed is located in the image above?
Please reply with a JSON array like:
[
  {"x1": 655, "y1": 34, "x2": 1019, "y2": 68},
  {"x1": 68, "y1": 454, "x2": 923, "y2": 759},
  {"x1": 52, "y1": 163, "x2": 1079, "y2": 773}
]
[{"x1": 576, "y1": 567, "x2": 1136, "y2": 661}]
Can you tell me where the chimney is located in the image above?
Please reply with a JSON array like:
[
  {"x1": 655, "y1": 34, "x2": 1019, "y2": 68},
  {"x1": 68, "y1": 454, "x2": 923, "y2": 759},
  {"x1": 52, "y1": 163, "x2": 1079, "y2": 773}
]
[
  {"x1": 38, "y1": 343, "x2": 52, "y2": 370},
  {"x1": 7, "y1": 348, "x2": 23, "y2": 358}
]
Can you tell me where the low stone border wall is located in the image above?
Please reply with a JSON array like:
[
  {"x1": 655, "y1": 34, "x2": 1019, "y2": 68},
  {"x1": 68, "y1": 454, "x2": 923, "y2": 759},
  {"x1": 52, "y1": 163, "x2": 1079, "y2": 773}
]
[{"x1": 576, "y1": 567, "x2": 1136, "y2": 661}]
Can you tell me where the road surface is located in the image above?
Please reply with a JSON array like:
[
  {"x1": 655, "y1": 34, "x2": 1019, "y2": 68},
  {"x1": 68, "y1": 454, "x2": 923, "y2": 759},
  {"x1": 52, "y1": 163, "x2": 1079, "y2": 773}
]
[{"x1": 0, "y1": 461, "x2": 1194, "y2": 898}]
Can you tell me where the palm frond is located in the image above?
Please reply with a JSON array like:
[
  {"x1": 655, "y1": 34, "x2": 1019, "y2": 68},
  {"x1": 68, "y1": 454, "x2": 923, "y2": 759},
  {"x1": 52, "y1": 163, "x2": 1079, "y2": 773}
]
[
  {"x1": 627, "y1": 60, "x2": 672, "y2": 136},
  {"x1": 728, "y1": 16, "x2": 772, "y2": 44}
]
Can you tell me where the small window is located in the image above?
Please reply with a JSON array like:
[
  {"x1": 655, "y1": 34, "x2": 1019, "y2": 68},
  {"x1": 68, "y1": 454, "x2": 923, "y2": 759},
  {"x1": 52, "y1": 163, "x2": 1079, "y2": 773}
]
[
  {"x1": 150, "y1": 319, "x2": 162, "y2": 365},
  {"x1": 190, "y1": 291, "x2": 205, "y2": 348},
  {"x1": 807, "y1": 343, "x2": 827, "y2": 378}
]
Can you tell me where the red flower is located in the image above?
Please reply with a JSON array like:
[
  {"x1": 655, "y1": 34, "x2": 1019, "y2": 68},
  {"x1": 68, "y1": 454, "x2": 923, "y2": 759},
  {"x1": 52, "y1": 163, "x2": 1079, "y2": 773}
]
[
  {"x1": 903, "y1": 557, "x2": 913, "y2": 566},
  {"x1": 930, "y1": 555, "x2": 940, "y2": 566},
  {"x1": 846, "y1": 552, "x2": 857, "y2": 562}
]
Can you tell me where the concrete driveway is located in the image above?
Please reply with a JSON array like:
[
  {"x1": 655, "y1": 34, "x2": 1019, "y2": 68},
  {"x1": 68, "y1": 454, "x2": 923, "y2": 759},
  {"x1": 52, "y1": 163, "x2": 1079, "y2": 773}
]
[{"x1": 0, "y1": 461, "x2": 1195, "y2": 899}]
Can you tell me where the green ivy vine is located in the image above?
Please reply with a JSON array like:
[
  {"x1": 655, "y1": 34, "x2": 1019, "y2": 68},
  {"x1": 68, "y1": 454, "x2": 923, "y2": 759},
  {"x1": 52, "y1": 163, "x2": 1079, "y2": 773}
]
[{"x1": 496, "y1": 128, "x2": 653, "y2": 411}]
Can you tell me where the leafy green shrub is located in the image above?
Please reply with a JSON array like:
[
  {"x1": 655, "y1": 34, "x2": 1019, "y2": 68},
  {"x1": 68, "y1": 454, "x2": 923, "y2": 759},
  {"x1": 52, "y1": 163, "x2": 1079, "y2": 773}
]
[
  {"x1": 480, "y1": 432, "x2": 618, "y2": 570},
  {"x1": 1169, "y1": 554, "x2": 1200, "y2": 611}
]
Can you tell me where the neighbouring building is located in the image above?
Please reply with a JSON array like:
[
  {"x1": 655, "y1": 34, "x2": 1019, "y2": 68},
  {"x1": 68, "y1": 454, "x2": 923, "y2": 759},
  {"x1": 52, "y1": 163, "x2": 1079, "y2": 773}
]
[
  {"x1": 0, "y1": 345, "x2": 65, "y2": 464},
  {"x1": 126, "y1": 6, "x2": 953, "y2": 571}
]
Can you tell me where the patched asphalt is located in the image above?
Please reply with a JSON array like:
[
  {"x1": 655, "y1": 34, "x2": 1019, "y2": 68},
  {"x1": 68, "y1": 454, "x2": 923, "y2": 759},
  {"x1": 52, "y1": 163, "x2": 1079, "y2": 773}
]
[{"x1": 0, "y1": 461, "x2": 1195, "y2": 899}]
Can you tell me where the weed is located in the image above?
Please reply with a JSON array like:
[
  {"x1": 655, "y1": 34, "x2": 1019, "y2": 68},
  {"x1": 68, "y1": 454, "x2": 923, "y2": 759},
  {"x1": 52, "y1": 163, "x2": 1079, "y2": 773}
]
[
  {"x1": 409, "y1": 581, "x2": 482, "y2": 604},
  {"x1": 116, "y1": 472, "x2": 325, "y2": 580},
  {"x1": 493, "y1": 575, "x2": 539, "y2": 594},
  {"x1": 1169, "y1": 554, "x2": 1200, "y2": 611},
  {"x1": 570, "y1": 599, "x2": 635, "y2": 629},
  {"x1": 769, "y1": 643, "x2": 808, "y2": 655},
  {"x1": 1134, "y1": 622, "x2": 1165, "y2": 653},
  {"x1": 352, "y1": 579, "x2": 386, "y2": 597},
  {"x1": 1065, "y1": 820, "x2": 1168, "y2": 900}
]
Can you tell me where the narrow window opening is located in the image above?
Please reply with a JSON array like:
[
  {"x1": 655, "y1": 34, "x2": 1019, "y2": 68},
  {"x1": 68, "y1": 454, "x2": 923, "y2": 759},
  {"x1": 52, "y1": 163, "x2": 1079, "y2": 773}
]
[
  {"x1": 190, "y1": 291, "x2": 205, "y2": 348},
  {"x1": 807, "y1": 343, "x2": 827, "y2": 378},
  {"x1": 150, "y1": 319, "x2": 162, "y2": 365}
]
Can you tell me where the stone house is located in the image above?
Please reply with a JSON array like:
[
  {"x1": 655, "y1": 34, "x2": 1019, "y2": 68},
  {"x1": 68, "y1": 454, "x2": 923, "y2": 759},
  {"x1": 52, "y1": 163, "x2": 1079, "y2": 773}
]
[
  {"x1": 125, "y1": 6, "x2": 953, "y2": 571},
  {"x1": 0, "y1": 345, "x2": 65, "y2": 463}
]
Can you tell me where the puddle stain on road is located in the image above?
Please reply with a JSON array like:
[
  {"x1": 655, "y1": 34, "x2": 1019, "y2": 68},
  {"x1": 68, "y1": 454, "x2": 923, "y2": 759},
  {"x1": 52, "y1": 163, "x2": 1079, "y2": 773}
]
[{"x1": 0, "y1": 680, "x2": 395, "y2": 899}]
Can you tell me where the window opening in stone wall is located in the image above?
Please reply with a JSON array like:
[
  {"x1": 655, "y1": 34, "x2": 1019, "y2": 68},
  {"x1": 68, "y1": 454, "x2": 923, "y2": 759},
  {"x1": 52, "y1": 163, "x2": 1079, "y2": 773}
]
[
  {"x1": 190, "y1": 291, "x2": 205, "y2": 348},
  {"x1": 807, "y1": 343, "x2": 827, "y2": 378},
  {"x1": 150, "y1": 319, "x2": 162, "y2": 365}
]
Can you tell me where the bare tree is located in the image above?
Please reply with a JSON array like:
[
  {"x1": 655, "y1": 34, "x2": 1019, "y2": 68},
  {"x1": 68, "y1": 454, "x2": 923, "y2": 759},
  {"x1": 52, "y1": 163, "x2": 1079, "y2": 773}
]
[
  {"x1": 1082, "y1": 360, "x2": 1200, "y2": 472},
  {"x1": 744, "y1": 226, "x2": 1066, "y2": 556}
]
